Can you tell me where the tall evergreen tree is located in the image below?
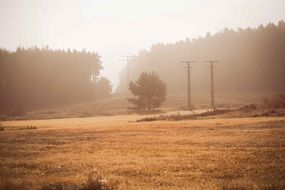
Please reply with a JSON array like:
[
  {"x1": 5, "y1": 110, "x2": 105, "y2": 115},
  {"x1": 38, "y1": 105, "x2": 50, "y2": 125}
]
[{"x1": 128, "y1": 72, "x2": 167, "y2": 111}]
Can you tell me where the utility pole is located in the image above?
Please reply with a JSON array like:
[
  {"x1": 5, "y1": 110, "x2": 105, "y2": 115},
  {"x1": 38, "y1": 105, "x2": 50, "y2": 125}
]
[
  {"x1": 205, "y1": 61, "x2": 218, "y2": 109},
  {"x1": 120, "y1": 56, "x2": 133, "y2": 93},
  {"x1": 181, "y1": 60, "x2": 196, "y2": 110}
]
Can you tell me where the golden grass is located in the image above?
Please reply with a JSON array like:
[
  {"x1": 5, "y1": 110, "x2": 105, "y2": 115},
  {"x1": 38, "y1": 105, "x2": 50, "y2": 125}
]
[{"x1": 0, "y1": 115, "x2": 285, "y2": 189}]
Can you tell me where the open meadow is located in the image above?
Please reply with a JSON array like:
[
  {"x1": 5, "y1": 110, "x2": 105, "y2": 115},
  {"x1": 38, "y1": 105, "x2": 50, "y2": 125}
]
[
  {"x1": 1, "y1": 1, "x2": 285, "y2": 189},
  {"x1": 1, "y1": 113, "x2": 284, "y2": 190}
]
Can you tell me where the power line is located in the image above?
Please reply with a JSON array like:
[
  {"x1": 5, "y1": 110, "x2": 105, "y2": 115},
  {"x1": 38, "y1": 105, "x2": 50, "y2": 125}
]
[
  {"x1": 181, "y1": 60, "x2": 196, "y2": 110},
  {"x1": 205, "y1": 61, "x2": 218, "y2": 109}
]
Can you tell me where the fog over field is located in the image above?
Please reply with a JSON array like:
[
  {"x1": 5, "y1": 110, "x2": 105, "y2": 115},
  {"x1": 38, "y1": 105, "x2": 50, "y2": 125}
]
[
  {"x1": 1, "y1": 0, "x2": 285, "y2": 87},
  {"x1": 0, "y1": 1, "x2": 285, "y2": 190}
]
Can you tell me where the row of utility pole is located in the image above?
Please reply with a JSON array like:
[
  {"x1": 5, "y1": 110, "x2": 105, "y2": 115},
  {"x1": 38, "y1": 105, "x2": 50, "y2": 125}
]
[
  {"x1": 121, "y1": 56, "x2": 218, "y2": 110},
  {"x1": 182, "y1": 60, "x2": 218, "y2": 110}
]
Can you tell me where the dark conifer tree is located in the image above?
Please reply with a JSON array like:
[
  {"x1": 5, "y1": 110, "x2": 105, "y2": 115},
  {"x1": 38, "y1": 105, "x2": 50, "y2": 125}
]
[{"x1": 128, "y1": 72, "x2": 167, "y2": 111}]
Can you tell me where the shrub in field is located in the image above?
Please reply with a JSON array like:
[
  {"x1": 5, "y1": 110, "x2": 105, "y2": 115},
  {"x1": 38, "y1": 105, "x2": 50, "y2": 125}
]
[
  {"x1": 81, "y1": 176, "x2": 116, "y2": 190},
  {"x1": 239, "y1": 104, "x2": 258, "y2": 112},
  {"x1": 127, "y1": 72, "x2": 167, "y2": 112},
  {"x1": 136, "y1": 109, "x2": 232, "y2": 122},
  {"x1": 0, "y1": 123, "x2": 4, "y2": 131},
  {"x1": 41, "y1": 176, "x2": 116, "y2": 190},
  {"x1": 263, "y1": 94, "x2": 285, "y2": 109}
]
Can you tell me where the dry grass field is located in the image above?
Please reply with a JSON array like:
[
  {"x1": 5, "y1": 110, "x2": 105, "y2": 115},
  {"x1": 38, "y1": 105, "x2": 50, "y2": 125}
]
[{"x1": 0, "y1": 113, "x2": 285, "y2": 189}]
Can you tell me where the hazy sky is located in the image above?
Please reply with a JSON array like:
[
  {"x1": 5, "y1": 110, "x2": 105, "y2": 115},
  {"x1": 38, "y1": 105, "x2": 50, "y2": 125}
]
[{"x1": 0, "y1": 0, "x2": 284, "y2": 87}]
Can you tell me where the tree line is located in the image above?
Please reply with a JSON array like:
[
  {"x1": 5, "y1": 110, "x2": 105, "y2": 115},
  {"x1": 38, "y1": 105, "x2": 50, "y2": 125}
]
[
  {"x1": 0, "y1": 47, "x2": 112, "y2": 115},
  {"x1": 117, "y1": 21, "x2": 285, "y2": 94}
]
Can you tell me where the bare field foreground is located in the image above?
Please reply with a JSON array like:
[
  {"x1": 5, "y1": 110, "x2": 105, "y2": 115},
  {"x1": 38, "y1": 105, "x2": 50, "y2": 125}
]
[{"x1": 0, "y1": 114, "x2": 285, "y2": 190}]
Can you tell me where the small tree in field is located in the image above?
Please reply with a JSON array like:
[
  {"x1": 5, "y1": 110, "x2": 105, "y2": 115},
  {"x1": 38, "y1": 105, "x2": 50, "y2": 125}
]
[{"x1": 127, "y1": 72, "x2": 167, "y2": 111}]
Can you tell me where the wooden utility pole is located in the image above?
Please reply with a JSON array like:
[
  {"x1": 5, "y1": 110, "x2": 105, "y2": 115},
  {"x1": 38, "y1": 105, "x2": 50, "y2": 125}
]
[
  {"x1": 181, "y1": 61, "x2": 196, "y2": 110},
  {"x1": 205, "y1": 61, "x2": 218, "y2": 109},
  {"x1": 121, "y1": 56, "x2": 133, "y2": 93}
]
